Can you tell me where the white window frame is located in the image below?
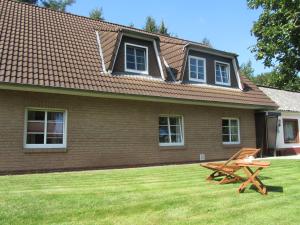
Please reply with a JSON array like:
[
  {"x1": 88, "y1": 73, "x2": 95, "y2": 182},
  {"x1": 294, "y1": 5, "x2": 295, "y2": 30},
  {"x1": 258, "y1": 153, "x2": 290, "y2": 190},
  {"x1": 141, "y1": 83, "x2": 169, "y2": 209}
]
[
  {"x1": 159, "y1": 115, "x2": 184, "y2": 147},
  {"x1": 215, "y1": 61, "x2": 231, "y2": 86},
  {"x1": 124, "y1": 42, "x2": 149, "y2": 75},
  {"x1": 222, "y1": 117, "x2": 240, "y2": 145},
  {"x1": 24, "y1": 108, "x2": 67, "y2": 149},
  {"x1": 188, "y1": 55, "x2": 206, "y2": 83}
]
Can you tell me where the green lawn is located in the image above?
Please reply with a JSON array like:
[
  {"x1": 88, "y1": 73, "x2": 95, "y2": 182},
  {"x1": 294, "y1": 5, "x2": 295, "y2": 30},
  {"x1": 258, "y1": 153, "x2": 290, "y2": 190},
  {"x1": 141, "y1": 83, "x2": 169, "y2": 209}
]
[{"x1": 0, "y1": 160, "x2": 299, "y2": 225}]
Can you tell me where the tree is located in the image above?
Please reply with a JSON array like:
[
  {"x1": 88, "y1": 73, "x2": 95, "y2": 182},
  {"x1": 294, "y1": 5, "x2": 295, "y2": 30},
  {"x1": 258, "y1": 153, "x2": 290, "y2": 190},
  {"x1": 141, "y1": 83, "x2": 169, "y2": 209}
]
[
  {"x1": 128, "y1": 23, "x2": 135, "y2": 28},
  {"x1": 239, "y1": 60, "x2": 300, "y2": 91},
  {"x1": 16, "y1": 0, "x2": 38, "y2": 4},
  {"x1": 250, "y1": 68, "x2": 300, "y2": 91},
  {"x1": 240, "y1": 60, "x2": 255, "y2": 79},
  {"x1": 89, "y1": 8, "x2": 104, "y2": 20},
  {"x1": 144, "y1": 16, "x2": 158, "y2": 33},
  {"x1": 158, "y1": 20, "x2": 169, "y2": 36},
  {"x1": 41, "y1": 0, "x2": 75, "y2": 12},
  {"x1": 247, "y1": 0, "x2": 300, "y2": 77},
  {"x1": 202, "y1": 37, "x2": 213, "y2": 48}
]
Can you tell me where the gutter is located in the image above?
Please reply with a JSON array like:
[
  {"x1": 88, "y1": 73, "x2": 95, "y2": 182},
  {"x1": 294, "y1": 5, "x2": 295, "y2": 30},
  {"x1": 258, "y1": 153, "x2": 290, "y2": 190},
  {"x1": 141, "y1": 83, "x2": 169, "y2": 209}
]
[{"x1": 0, "y1": 82, "x2": 277, "y2": 110}]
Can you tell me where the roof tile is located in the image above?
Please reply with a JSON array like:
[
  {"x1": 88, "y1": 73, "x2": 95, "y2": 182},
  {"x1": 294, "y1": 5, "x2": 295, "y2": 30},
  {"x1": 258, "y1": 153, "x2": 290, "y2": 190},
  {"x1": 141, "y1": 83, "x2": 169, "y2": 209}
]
[{"x1": 0, "y1": 0, "x2": 276, "y2": 108}]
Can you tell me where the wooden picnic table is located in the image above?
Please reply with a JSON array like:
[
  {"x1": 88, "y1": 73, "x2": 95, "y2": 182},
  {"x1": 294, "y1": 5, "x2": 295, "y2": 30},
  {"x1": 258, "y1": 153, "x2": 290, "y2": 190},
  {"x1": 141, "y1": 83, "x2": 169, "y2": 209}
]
[{"x1": 235, "y1": 160, "x2": 270, "y2": 195}]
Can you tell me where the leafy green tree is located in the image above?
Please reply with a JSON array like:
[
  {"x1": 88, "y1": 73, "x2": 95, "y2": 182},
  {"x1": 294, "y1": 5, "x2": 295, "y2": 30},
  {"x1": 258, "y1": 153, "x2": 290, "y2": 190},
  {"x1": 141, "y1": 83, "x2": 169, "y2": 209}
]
[
  {"x1": 239, "y1": 60, "x2": 300, "y2": 91},
  {"x1": 202, "y1": 37, "x2": 213, "y2": 48},
  {"x1": 41, "y1": 0, "x2": 75, "y2": 12},
  {"x1": 89, "y1": 7, "x2": 104, "y2": 20},
  {"x1": 252, "y1": 68, "x2": 300, "y2": 91},
  {"x1": 240, "y1": 60, "x2": 255, "y2": 79},
  {"x1": 144, "y1": 16, "x2": 158, "y2": 33},
  {"x1": 16, "y1": 0, "x2": 38, "y2": 4},
  {"x1": 158, "y1": 20, "x2": 169, "y2": 36},
  {"x1": 254, "y1": 70, "x2": 283, "y2": 87},
  {"x1": 247, "y1": 0, "x2": 300, "y2": 77}
]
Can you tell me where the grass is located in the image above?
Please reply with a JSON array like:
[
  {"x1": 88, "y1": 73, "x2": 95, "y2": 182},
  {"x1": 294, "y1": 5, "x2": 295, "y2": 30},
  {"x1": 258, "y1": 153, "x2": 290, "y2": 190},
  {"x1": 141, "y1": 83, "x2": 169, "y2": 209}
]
[{"x1": 0, "y1": 160, "x2": 299, "y2": 225}]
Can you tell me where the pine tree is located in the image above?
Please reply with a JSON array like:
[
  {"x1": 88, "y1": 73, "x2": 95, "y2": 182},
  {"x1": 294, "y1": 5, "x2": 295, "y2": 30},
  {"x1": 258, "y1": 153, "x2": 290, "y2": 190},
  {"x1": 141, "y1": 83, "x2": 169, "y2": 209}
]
[
  {"x1": 144, "y1": 16, "x2": 158, "y2": 33},
  {"x1": 202, "y1": 37, "x2": 213, "y2": 48},
  {"x1": 158, "y1": 20, "x2": 169, "y2": 36},
  {"x1": 41, "y1": 0, "x2": 75, "y2": 12},
  {"x1": 89, "y1": 8, "x2": 104, "y2": 21}
]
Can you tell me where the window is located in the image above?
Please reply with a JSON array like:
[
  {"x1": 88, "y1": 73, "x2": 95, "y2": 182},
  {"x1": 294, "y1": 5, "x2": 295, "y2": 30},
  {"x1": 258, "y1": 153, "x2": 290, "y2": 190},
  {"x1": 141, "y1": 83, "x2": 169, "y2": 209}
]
[
  {"x1": 125, "y1": 43, "x2": 148, "y2": 74},
  {"x1": 283, "y1": 119, "x2": 299, "y2": 143},
  {"x1": 215, "y1": 61, "x2": 230, "y2": 85},
  {"x1": 222, "y1": 118, "x2": 240, "y2": 144},
  {"x1": 159, "y1": 115, "x2": 184, "y2": 146},
  {"x1": 189, "y1": 56, "x2": 206, "y2": 82},
  {"x1": 24, "y1": 109, "x2": 67, "y2": 148}
]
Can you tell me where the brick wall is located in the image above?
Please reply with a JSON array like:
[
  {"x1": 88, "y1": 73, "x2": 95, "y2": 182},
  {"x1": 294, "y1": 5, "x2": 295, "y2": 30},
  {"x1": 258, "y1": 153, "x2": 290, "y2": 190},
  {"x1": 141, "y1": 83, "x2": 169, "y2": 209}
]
[{"x1": 0, "y1": 90, "x2": 256, "y2": 172}]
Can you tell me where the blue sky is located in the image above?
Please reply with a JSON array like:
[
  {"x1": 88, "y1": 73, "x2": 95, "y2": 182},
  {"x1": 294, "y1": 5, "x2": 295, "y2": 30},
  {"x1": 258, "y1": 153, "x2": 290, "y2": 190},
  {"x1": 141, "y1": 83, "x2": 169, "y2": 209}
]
[{"x1": 68, "y1": 0, "x2": 270, "y2": 75}]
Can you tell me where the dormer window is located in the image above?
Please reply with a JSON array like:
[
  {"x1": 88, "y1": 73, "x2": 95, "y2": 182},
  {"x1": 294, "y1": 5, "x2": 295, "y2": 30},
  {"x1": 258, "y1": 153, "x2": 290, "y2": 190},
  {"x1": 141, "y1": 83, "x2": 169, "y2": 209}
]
[
  {"x1": 215, "y1": 61, "x2": 230, "y2": 86},
  {"x1": 188, "y1": 56, "x2": 206, "y2": 82},
  {"x1": 125, "y1": 43, "x2": 148, "y2": 74}
]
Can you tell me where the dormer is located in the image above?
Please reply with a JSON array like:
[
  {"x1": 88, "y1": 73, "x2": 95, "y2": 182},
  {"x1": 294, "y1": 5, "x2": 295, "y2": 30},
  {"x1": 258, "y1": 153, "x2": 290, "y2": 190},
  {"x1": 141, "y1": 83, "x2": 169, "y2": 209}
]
[
  {"x1": 96, "y1": 28, "x2": 166, "y2": 79},
  {"x1": 182, "y1": 45, "x2": 243, "y2": 90},
  {"x1": 101, "y1": 32, "x2": 165, "y2": 79},
  {"x1": 113, "y1": 35, "x2": 163, "y2": 78}
]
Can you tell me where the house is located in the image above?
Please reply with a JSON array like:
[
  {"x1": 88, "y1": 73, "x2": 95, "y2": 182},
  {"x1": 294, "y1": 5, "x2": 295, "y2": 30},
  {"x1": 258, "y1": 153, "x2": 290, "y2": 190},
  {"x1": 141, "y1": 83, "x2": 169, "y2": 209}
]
[
  {"x1": 259, "y1": 87, "x2": 300, "y2": 156},
  {"x1": 0, "y1": 0, "x2": 276, "y2": 173}
]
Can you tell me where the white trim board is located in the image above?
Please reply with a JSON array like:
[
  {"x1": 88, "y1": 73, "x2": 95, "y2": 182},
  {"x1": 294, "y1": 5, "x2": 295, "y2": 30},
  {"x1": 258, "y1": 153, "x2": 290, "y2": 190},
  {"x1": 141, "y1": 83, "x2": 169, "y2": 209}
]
[
  {"x1": 232, "y1": 58, "x2": 243, "y2": 90},
  {"x1": 110, "y1": 32, "x2": 123, "y2": 73},
  {"x1": 162, "y1": 57, "x2": 176, "y2": 81},
  {"x1": 95, "y1": 31, "x2": 107, "y2": 74},
  {"x1": 153, "y1": 40, "x2": 165, "y2": 80}
]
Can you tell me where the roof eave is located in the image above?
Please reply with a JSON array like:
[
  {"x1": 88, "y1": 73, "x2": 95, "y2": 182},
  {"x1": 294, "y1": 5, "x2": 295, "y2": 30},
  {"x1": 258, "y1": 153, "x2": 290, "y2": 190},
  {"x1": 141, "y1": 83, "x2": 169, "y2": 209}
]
[
  {"x1": 0, "y1": 82, "x2": 277, "y2": 110},
  {"x1": 122, "y1": 29, "x2": 160, "y2": 41},
  {"x1": 186, "y1": 43, "x2": 238, "y2": 58}
]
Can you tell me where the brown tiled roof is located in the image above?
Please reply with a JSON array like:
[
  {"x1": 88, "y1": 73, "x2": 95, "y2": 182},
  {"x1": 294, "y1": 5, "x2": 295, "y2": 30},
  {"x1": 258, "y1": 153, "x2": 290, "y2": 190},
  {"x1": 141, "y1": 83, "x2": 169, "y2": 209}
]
[
  {"x1": 98, "y1": 30, "x2": 120, "y2": 71},
  {"x1": 0, "y1": 0, "x2": 277, "y2": 108},
  {"x1": 160, "y1": 36, "x2": 188, "y2": 80}
]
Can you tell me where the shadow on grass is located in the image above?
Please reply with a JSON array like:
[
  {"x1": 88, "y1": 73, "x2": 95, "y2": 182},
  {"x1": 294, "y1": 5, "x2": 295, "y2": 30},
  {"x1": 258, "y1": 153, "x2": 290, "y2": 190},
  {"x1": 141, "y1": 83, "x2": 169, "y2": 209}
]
[
  {"x1": 249, "y1": 185, "x2": 283, "y2": 193},
  {"x1": 265, "y1": 185, "x2": 284, "y2": 193}
]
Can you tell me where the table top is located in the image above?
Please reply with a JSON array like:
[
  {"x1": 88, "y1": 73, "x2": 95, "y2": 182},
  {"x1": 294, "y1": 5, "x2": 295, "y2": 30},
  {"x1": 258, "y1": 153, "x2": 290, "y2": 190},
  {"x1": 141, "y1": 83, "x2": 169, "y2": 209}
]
[{"x1": 235, "y1": 160, "x2": 270, "y2": 168}]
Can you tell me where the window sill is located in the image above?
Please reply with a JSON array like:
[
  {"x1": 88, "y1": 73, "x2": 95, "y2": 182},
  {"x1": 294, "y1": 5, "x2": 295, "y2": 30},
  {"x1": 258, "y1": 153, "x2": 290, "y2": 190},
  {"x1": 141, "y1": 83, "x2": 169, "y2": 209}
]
[
  {"x1": 23, "y1": 148, "x2": 68, "y2": 153},
  {"x1": 159, "y1": 145, "x2": 186, "y2": 151},
  {"x1": 215, "y1": 82, "x2": 231, "y2": 87},
  {"x1": 222, "y1": 143, "x2": 242, "y2": 149},
  {"x1": 189, "y1": 78, "x2": 206, "y2": 83},
  {"x1": 124, "y1": 67, "x2": 149, "y2": 75}
]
